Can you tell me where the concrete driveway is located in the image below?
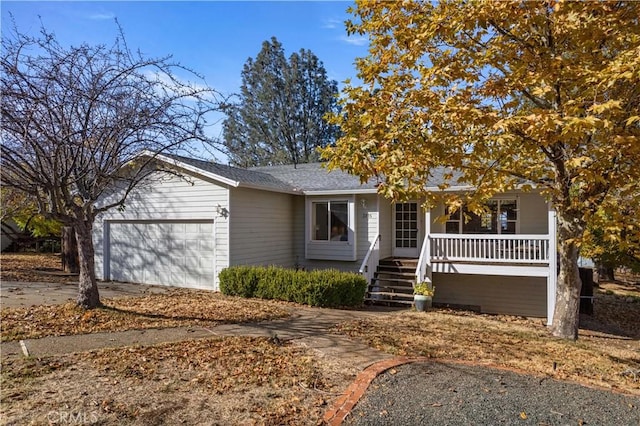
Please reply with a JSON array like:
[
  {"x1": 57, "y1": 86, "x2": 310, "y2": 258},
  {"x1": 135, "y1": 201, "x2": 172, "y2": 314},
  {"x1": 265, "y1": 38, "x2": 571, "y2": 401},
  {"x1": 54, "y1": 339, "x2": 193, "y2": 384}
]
[{"x1": 0, "y1": 280, "x2": 171, "y2": 308}]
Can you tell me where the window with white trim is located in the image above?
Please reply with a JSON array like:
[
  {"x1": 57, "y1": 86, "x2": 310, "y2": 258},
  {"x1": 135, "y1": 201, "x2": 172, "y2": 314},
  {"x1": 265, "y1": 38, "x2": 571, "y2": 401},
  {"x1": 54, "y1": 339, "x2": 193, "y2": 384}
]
[
  {"x1": 445, "y1": 199, "x2": 518, "y2": 234},
  {"x1": 312, "y1": 201, "x2": 349, "y2": 242}
]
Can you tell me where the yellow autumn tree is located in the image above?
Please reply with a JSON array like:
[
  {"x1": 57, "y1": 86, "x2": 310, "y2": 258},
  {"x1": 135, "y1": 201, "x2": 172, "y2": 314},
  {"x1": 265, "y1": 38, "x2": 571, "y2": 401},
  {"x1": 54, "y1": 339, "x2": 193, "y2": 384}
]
[{"x1": 324, "y1": 1, "x2": 640, "y2": 340}]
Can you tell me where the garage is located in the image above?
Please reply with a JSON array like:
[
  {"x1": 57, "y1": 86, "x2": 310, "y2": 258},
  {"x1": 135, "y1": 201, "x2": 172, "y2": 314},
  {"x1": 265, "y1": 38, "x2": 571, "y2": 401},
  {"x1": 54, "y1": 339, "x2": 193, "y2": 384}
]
[{"x1": 106, "y1": 220, "x2": 216, "y2": 290}]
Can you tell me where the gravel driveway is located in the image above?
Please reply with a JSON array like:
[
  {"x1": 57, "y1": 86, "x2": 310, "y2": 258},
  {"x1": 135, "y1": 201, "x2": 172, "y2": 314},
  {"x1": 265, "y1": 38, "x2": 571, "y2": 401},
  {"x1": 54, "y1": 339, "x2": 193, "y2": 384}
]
[{"x1": 346, "y1": 362, "x2": 640, "y2": 425}]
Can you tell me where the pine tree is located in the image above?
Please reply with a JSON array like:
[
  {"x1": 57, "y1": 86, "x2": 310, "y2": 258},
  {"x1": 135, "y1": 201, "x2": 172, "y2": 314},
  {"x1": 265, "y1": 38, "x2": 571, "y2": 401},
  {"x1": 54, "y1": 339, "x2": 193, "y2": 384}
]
[{"x1": 223, "y1": 37, "x2": 339, "y2": 167}]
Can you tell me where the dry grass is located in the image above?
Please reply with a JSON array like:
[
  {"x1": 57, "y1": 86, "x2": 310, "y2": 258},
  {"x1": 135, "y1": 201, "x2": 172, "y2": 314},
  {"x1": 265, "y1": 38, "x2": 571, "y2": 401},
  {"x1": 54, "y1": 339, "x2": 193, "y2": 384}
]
[
  {"x1": 1, "y1": 337, "x2": 353, "y2": 425},
  {"x1": 1, "y1": 290, "x2": 291, "y2": 341},
  {"x1": 333, "y1": 298, "x2": 640, "y2": 395},
  {"x1": 328, "y1": 274, "x2": 640, "y2": 395}
]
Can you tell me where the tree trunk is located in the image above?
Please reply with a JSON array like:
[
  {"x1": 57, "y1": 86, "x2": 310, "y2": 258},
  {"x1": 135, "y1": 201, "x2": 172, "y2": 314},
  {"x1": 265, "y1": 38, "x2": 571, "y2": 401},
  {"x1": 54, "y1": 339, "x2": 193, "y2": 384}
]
[
  {"x1": 61, "y1": 226, "x2": 80, "y2": 273},
  {"x1": 75, "y1": 221, "x2": 100, "y2": 309},
  {"x1": 596, "y1": 262, "x2": 615, "y2": 281},
  {"x1": 550, "y1": 212, "x2": 585, "y2": 340}
]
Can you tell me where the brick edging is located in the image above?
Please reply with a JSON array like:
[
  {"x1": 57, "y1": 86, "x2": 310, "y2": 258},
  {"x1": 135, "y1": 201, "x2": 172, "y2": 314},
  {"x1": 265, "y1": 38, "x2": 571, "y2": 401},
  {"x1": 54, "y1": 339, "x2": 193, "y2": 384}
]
[
  {"x1": 322, "y1": 356, "x2": 429, "y2": 426},
  {"x1": 323, "y1": 356, "x2": 640, "y2": 425}
]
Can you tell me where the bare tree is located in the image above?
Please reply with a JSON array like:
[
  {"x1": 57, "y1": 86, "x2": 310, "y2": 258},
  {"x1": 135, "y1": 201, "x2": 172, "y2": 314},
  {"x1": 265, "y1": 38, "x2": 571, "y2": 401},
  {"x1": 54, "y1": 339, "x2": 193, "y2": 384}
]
[{"x1": 1, "y1": 22, "x2": 221, "y2": 308}]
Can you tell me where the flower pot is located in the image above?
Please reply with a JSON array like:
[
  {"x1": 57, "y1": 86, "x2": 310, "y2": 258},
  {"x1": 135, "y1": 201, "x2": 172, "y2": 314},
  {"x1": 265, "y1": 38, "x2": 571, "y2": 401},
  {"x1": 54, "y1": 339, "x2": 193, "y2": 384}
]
[{"x1": 414, "y1": 294, "x2": 432, "y2": 312}]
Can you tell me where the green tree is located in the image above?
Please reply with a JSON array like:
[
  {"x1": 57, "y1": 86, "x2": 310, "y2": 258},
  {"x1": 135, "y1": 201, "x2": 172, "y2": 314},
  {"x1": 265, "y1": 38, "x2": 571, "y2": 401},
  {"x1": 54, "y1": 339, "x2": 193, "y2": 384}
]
[
  {"x1": 1, "y1": 24, "x2": 220, "y2": 308},
  {"x1": 1, "y1": 188, "x2": 62, "y2": 237},
  {"x1": 582, "y1": 197, "x2": 640, "y2": 280},
  {"x1": 2, "y1": 187, "x2": 80, "y2": 272},
  {"x1": 323, "y1": 1, "x2": 640, "y2": 340},
  {"x1": 223, "y1": 37, "x2": 339, "y2": 167}
]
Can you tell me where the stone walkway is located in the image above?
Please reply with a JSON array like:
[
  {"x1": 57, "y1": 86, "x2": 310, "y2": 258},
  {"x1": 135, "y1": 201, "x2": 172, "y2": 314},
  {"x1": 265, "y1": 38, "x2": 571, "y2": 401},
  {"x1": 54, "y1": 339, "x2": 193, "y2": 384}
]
[
  {"x1": 1, "y1": 280, "x2": 396, "y2": 371},
  {"x1": 1, "y1": 305, "x2": 395, "y2": 371}
]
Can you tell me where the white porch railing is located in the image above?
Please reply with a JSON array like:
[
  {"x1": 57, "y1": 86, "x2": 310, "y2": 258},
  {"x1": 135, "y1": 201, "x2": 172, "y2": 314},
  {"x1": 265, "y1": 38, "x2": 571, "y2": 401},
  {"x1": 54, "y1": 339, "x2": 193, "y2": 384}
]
[
  {"x1": 359, "y1": 234, "x2": 381, "y2": 284},
  {"x1": 429, "y1": 233, "x2": 550, "y2": 263}
]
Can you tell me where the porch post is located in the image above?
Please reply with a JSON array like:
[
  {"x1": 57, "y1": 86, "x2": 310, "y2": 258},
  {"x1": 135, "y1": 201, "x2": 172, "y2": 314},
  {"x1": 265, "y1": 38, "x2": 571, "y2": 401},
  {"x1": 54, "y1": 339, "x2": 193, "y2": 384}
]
[
  {"x1": 425, "y1": 206, "x2": 432, "y2": 282},
  {"x1": 547, "y1": 203, "x2": 557, "y2": 326}
]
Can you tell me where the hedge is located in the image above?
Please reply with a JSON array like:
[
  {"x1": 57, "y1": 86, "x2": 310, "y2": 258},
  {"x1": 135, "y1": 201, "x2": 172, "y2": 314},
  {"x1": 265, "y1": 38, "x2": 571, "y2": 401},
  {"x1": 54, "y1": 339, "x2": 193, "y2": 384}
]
[{"x1": 218, "y1": 266, "x2": 367, "y2": 308}]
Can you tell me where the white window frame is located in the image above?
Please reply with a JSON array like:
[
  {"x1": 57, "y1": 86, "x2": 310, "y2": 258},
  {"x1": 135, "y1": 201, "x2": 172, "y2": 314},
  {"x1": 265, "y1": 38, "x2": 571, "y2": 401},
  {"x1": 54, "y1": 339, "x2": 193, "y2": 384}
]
[
  {"x1": 305, "y1": 196, "x2": 356, "y2": 261},
  {"x1": 445, "y1": 198, "x2": 519, "y2": 235},
  {"x1": 310, "y1": 200, "x2": 350, "y2": 242}
]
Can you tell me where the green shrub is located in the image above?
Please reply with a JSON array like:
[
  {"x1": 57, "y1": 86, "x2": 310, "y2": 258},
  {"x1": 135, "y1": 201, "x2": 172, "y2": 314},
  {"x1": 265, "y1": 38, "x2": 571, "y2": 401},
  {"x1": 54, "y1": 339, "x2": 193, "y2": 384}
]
[
  {"x1": 218, "y1": 266, "x2": 260, "y2": 298},
  {"x1": 218, "y1": 266, "x2": 367, "y2": 308}
]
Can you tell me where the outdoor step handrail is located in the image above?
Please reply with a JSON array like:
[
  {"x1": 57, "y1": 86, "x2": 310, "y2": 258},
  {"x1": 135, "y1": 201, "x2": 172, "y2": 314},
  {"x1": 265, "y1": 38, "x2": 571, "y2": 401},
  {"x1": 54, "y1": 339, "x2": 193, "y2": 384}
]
[{"x1": 359, "y1": 234, "x2": 381, "y2": 284}]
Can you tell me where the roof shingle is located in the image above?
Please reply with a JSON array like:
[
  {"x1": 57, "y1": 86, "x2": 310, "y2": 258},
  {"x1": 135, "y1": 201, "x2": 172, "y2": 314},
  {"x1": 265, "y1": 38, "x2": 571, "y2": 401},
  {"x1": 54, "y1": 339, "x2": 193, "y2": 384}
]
[{"x1": 161, "y1": 154, "x2": 463, "y2": 194}]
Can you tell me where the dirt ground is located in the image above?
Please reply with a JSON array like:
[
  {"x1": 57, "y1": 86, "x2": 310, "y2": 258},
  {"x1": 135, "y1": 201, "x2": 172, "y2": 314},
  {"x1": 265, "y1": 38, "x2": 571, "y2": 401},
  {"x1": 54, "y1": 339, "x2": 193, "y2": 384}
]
[
  {"x1": 1, "y1": 337, "x2": 357, "y2": 425},
  {"x1": 1, "y1": 290, "x2": 292, "y2": 341},
  {"x1": 332, "y1": 275, "x2": 640, "y2": 396},
  {"x1": 1, "y1": 253, "x2": 639, "y2": 424}
]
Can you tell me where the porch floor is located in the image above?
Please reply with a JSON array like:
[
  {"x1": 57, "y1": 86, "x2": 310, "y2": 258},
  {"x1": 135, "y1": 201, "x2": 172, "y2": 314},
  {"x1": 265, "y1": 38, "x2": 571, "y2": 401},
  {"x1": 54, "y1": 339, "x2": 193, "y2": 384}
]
[
  {"x1": 380, "y1": 257, "x2": 418, "y2": 263},
  {"x1": 431, "y1": 259, "x2": 549, "y2": 266}
]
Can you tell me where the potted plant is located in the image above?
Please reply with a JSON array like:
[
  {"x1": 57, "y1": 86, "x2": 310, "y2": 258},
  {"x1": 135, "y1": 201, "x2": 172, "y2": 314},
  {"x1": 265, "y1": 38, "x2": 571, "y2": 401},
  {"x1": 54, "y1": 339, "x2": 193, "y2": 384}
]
[{"x1": 414, "y1": 281, "x2": 435, "y2": 312}]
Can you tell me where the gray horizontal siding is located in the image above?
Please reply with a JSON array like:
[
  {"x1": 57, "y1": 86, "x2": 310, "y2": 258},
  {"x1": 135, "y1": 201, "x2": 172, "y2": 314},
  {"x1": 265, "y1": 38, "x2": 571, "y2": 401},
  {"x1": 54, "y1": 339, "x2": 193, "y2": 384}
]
[
  {"x1": 432, "y1": 273, "x2": 546, "y2": 317},
  {"x1": 228, "y1": 187, "x2": 295, "y2": 267},
  {"x1": 518, "y1": 191, "x2": 548, "y2": 234},
  {"x1": 378, "y1": 198, "x2": 393, "y2": 259},
  {"x1": 356, "y1": 194, "x2": 379, "y2": 261}
]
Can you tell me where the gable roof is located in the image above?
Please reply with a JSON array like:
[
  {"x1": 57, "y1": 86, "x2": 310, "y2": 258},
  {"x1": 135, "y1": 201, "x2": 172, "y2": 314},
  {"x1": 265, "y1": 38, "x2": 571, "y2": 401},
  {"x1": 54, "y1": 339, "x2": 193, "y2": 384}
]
[
  {"x1": 151, "y1": 152, "x2": 467, "y2": 195},
  {"x1": 155, "y1": 153, "x2": 299, "y2": 194},
  {"x1": 254, "y1": 162, "x2": 466, "y2": 193},
  {"x1": 251, "y1": 163, "x2": 380, "y2": 194}
]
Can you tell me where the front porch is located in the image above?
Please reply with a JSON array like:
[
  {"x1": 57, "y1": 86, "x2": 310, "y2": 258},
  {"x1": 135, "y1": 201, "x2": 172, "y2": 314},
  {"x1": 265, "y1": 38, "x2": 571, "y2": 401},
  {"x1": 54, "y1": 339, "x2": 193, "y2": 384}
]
[
  {"x1": 423, "y1": 233, "x2": 552, "y2": 277},
  {"x1": 360, "y1": 232, "x2": 557, "y2": 324}
]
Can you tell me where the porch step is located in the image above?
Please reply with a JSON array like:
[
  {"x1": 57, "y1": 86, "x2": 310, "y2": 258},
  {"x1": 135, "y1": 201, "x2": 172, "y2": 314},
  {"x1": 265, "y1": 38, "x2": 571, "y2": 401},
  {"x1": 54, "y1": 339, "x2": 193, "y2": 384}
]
[
  {"x1": 378, "y1": 265, "x2": 418, "y2": 274},
  {"x1": 379, "y1": 258, "x2": 418, "y2": 266},
  {"x1": 371, "y1": 277, "x2": 415, "y2": 285},
  {"x1": 366, "y1": 286, "x2": 413, "y2": 299},
  {"x1": 371, "y1": 284, "x2": 413, "y2": 294},
  {"x1": 364, "y1": 293, "x2": 414, "y2": 307},
  {"x1": 365, "y1": 257, "x2": 417, "y2": 308},
  {"x1": 376, "y1": 266, "x2": 416, "y2": 278}
]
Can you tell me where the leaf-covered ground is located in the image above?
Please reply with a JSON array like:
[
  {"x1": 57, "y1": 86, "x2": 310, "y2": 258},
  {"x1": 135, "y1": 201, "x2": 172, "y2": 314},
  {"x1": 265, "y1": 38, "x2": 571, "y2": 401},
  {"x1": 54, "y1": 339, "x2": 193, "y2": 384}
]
[
  {"x1": 1, "y1": 290, "x2": 291, "y2": 341},
  {"x1": 0, "y1": 253, "x2": 70, "y2": 284},
  {"x1": 1, "y1": 337, "x2": 353, "y2": 425},
  {"x1": 332, "y1": 293, "x2": 640, "y2": 395},
  {"x1": 2, "y1": 252, "x2": 639, "y2": 422}
]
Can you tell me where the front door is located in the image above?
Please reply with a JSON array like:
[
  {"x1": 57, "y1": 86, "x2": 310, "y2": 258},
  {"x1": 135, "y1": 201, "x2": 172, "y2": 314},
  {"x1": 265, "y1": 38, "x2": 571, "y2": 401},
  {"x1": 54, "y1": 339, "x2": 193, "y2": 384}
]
[{"x1": 393, "y1": 202, "x2": 420, "y2": 258}]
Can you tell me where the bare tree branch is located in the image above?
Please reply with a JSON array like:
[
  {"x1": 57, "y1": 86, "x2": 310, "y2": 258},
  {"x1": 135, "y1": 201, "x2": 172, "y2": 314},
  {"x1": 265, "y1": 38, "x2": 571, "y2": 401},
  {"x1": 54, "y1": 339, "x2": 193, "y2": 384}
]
[{"x1": 0, "y1": 21, "x2": 223, "y2": 308}]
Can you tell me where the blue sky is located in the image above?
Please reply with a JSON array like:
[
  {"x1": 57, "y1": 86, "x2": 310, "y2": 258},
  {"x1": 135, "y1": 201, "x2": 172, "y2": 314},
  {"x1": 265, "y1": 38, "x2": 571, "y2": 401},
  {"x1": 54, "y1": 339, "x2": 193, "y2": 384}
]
[{"x1": 1, "y1": 1, "x2": 368, "y2": 160}]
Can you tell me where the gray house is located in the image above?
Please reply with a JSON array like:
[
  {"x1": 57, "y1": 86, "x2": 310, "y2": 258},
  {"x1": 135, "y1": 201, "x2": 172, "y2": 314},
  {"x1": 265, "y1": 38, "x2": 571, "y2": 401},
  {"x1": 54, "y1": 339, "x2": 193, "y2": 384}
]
[{"x1": 93, "y1": 153, "x2": 557, "y2": 324}]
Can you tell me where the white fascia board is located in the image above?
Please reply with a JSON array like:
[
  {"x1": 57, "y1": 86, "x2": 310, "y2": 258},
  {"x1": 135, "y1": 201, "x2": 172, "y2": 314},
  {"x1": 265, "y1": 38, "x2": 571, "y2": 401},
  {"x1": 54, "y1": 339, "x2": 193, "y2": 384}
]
[
  {"x1": 151, "y1": 152, "x2": 240, "y2": 188},
  {"x1": 237, "y1": 182, "x2": 302, "y2": 196},
  {"x1": 303, "y1": 188, "x2": 378, "y2": 196},
  {"x1": 424, "y1": 185, "x2": 475, "y2": 192},
  {"x1": 424, "y1": 183, "x2": 540, "y2": 193},
  {"x1": 144, "y1": 151, "x2": 301, "y2": 195}
]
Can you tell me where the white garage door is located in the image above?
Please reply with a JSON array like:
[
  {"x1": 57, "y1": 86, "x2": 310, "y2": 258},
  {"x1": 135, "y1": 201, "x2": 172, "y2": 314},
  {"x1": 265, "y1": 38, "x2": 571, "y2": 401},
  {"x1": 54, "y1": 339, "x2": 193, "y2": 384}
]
[{"x1": 108, "y1": 220, "x2": 216, "y2": 290}]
